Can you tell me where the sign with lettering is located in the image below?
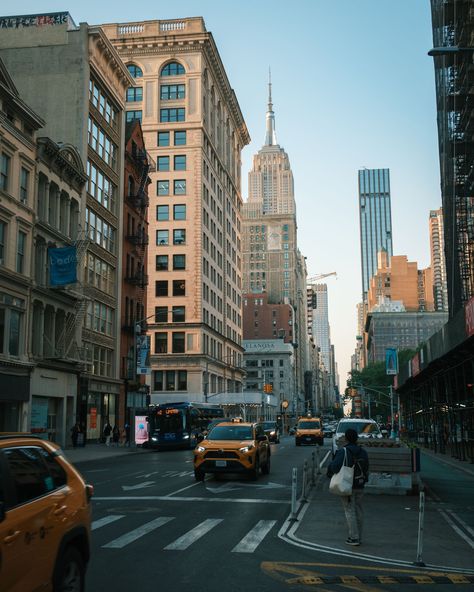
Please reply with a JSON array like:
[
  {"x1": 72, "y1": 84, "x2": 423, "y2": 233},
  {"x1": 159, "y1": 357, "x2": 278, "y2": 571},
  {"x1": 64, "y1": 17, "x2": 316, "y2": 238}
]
[
  {"x1": 0, "y1": 13, "x2": 72, "y2": 29},
  {"x1": 48, "y1": 246, "x2": 77, "y2": 286}
]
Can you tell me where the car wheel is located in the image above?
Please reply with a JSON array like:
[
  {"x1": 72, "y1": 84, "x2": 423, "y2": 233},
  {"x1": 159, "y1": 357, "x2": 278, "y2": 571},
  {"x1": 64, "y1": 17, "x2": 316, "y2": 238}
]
[
  {"x1": 53, "y1": 545, "x2": 85, "y2": 592},
  {"x1": 262, "y1": 454, "x2": 271, "y2": 475},
  {"x1": 250, "y1": 455, "x2": 260, "y2": 480},
  {"x1": 194, "y1": 469, "x2": 205, "y2": 482}
]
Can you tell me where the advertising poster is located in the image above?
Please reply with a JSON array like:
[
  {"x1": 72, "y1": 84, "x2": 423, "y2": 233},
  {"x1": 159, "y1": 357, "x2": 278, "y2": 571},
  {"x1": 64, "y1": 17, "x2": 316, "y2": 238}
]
[
  {"x1": 90, "y1": 408, "x2": 97, "y2": 429},
  {"x1": 136, "y1": 335, "x2": 151, "y2": 375},
  {"x1": 135, "y1": 415, "x2": 149, "y2": 445},
  {"x1": 385, "y1": 348, "x2": 399, "y2": 375},
  {"x1": 48, "y1": 246, "x2": 77, "y2": 286}
]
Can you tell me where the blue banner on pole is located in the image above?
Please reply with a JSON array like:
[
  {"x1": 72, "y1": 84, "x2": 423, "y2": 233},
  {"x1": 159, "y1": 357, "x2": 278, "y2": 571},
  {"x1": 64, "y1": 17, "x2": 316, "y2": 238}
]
[
  {"x1": 385, "y1": 348, "x2": 399, "y2": 375},
  {"x1": 136, "y1": 335, "x2": 151, "y2": 375},
  {"x1": 48, "y1": 246, "x2": 77, "y2": 286}
]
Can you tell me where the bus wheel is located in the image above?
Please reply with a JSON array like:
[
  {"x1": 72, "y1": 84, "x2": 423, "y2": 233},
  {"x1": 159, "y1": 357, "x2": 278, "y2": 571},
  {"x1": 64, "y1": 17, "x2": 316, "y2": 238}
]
[{"x1": 194, "y1": 469, "x2": 205, "y2": 482}]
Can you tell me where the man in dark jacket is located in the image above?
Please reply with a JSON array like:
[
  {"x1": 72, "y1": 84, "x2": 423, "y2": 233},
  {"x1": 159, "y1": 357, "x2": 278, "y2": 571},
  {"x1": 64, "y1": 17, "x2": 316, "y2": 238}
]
[{"x1": 327, "y1": 428, "x2": 369, "y2": 546}]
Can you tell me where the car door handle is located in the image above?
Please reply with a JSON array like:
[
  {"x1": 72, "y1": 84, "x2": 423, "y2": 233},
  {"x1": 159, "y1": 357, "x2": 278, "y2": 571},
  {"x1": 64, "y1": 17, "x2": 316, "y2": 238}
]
[
  {"x1": 4, "y1": 530, "x2": 21, "y2": 544},
  {"x1": 53, "y1": 505, "x2": 67, "y2": 516}
]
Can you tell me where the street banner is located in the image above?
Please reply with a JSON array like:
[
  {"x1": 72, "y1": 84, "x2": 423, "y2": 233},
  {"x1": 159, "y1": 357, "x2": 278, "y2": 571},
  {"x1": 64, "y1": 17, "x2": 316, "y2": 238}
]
[
  {"x1": 135, "y1": 416, "x2": 149, "y2": 445},
  {"x1": 136, "y1": 335, "x2": 151, "y2": 375},
  {"x1": 48, "y1": 246, "x2": 77, "y2": 286},
  {"x1": 385, "y1": 348, "x2": 399, "y2": 375}
]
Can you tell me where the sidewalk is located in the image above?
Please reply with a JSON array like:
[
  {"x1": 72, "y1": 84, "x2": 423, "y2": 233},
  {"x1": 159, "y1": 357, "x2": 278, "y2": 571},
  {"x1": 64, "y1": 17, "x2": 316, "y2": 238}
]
[
  {"x1": 62, "y1": 443, "x2": 147, "y2": 464},
  {"x1": 293, "y1": 448, "x2": 474, "y2": 572}
]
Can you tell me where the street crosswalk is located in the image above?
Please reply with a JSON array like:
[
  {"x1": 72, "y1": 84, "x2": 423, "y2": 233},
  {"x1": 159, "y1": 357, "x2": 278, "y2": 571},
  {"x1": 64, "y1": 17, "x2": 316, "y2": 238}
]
[{"x1": 92, "y1": 514, "x2": 277, "y2": 553}]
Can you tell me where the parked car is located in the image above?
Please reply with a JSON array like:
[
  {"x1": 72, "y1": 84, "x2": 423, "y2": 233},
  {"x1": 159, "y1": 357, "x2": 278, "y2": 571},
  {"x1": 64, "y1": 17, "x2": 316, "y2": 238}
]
[
  {"x1": 0, "y1": 433, "x2": 93, "y2": 592},
  {"x1": 331, "y1": 418, "x2": 382, "y2": 455},
  {"x1": 262, "y1": 421, "x2": 280, "y2": 443}
]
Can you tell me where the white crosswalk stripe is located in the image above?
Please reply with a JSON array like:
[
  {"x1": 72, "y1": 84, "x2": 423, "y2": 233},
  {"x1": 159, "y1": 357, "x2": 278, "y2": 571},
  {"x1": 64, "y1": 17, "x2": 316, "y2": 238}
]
[
  {"x1": 102, "y1": 516, "x2": 174, "y2": 549},
  {"x1": 165, "y1": 518, "x2": 223, "y2": 550},
  {"x1": 92, "y1": 515, "x2": 125, "y2": 531},
  {"x1": 231, "y1": 520, "x2": 277, "y2": 553}
]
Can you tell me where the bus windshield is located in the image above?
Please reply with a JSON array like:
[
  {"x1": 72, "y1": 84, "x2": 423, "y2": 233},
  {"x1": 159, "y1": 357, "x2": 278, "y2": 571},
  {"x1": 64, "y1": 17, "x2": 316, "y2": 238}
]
[{"x1": 155, "y1": 410, "x2": 186, "y2": 432}]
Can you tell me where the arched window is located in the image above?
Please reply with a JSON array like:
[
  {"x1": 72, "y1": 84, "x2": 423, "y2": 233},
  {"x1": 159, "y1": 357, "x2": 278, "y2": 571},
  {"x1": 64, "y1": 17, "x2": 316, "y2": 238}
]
[
  {"x1": 127, "y1": 64, "x2": 143, "y2": 78},
  {"x1": 161, "y1": 62, "x2": 185, "y2": 77}
]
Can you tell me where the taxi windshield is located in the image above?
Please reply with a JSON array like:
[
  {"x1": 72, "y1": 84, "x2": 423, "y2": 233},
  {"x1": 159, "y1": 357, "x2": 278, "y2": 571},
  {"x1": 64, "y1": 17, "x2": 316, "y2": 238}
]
[
  {"x1": 207, "y1": 425, "x2": 253, "y2": 441},
  {"x1": 298, "y1": 421, "x2": 320, "y2": 429}
]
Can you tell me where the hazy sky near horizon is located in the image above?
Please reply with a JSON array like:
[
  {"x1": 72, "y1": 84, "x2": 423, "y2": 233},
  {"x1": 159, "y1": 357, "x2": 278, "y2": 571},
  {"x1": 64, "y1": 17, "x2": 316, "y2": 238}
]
[{"x1": 3, "y1": 1, "x2": 441, "y2": 386}]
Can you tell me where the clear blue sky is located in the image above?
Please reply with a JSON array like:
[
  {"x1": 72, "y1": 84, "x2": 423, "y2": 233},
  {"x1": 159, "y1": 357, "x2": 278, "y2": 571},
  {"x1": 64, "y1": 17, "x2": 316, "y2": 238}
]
[{"x1": 3, "y1": 1, "x2": 441, "y2": 385}]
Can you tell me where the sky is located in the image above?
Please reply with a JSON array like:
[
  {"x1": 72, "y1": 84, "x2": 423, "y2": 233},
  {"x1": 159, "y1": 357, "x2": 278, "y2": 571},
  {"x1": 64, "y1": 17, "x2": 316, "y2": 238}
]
[{"x1": 2, "y1": 1, "x2": 441, "y2": 387}]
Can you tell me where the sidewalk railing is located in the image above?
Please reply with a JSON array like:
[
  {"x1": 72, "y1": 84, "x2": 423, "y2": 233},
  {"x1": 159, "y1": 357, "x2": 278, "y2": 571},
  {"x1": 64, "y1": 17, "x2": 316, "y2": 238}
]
[{"x1": 289, "y1": 448, "x2": 324, "y2": 521}]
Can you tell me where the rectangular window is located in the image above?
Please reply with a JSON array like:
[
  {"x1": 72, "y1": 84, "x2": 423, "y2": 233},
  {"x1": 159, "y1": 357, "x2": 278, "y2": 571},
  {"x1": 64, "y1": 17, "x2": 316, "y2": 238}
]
[
  {"x1": 166, "y1": 370, "x2": 175, "y2": 391},
  {"x1": 157, "y1": 180, "x2": 169, "y2": 196},
  {"x1": 158, "y1": 132, "x2": 170, "y2": 147},
  {"x1": 155, "y1": 307, "x2": 168, "y2": 323},
  {"x1": 126, "y1": 111, "x2": 142, "y2": 123},
  {"x1": 155, "y1": 332, "x2": 168, "y2": 353},
  {"x1": 173, "y1": 254, "x2": 185, "y2": 270},
  {"x1": 126, "y1": 87, "x2": 143, "y2": 102},
  {"x1": 160, "y1": 108, "x2": 185, "y2": 122},
  {"x1": 173, "y1": 229, "x2": 186, "y2": 245},
  {"x1": 156, "y1": 255, "x2": 168, "y2": 271},
  {"x1": 156, "y1": 230, "x2": 169, "y2": 245},
  {"x1": 174, "y1": 155, "x2": 186, "y2": 171},
  {"x1": 173, "y1": 205, "x2": 186, "y2": 220},
  {"x1": 20, "y1": 168, "x2": 29, "y2": 203},
  {"x1": 16, "y1": 231, "x2": 26, "y2": 273},
  {"x1": 160, "y1": 84, "x2": 185, "y2": 100},
  {"x1": 157, "y1": 205, "x2": 169, "y2": 221},
  {"x1": 173, "y1": 280, "x2": 186, "y2": 296},
  {"x1": 177, "y1": 370, "x2": 187, "y2": 391},
  {"x1": 155, "y1": 281, "x2": 168, "y2": 297},
  {"x1": 173, "y1": 180, "x2": 186, "y2": 195},
  {"x1": 0, "y1": 153, "x2": 10, "y2": 191},
  {"x1": 172, "y1": 306, "x2": 185, "y2": 322},
  {"x1": 158, "y1": 156, "x2": 170, "y2": 171},
  {"x1": 154, "y1": 370, "x2": 163, "y2": 391},
  {"x1": 174, "y1": 131, "x2": 186, "y2": 146},
  {"x1": 0, "y1": 221, "x2": 5, "y2": 264},
  {"x1": 172, "y1": 332, "x2": 185, "y2": 353}
]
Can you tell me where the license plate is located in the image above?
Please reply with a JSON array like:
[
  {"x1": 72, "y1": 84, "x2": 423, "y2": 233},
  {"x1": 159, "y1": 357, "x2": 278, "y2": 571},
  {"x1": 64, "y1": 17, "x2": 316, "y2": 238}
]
[
  {"x1": 305, "y1": 437, "x2": 312, "y2": 441},
  {"x1": 215, "y1": 460, "x2": 227, "y2": 467},
  {"x1": 164, "y1": 433, "x2": 175, "y2": 440}
]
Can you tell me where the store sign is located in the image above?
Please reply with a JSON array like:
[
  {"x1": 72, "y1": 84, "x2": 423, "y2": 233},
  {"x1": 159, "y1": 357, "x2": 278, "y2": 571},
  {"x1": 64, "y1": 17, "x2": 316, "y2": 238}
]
[
  {"x1": 48, "y1": 246, "x2": 77, "y2": 286},
  {"x1": 135, "y1": 416, "x2": 149, "y2": 445},
  {"x1": 0, "y1": 12, "x2": 70, "y2": 28}
]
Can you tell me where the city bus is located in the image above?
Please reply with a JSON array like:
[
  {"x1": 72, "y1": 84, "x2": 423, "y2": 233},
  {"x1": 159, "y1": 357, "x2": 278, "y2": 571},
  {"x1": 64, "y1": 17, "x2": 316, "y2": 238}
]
[{"x1": 147, "y1": 402, "x2": 224, "y2": 450}]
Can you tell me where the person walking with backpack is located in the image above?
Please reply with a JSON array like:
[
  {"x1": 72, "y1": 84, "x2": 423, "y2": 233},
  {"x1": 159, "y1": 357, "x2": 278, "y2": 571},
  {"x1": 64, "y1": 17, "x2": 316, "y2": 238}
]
[{"x1": 327, "y1": 428, "x2": 369, "y2": 546}]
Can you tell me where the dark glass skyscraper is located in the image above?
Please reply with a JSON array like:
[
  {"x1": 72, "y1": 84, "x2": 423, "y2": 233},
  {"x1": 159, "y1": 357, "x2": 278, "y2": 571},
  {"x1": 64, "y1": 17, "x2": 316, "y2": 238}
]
[{"x1": 358, "y1": 168, "x2": 393, "y2": 299}]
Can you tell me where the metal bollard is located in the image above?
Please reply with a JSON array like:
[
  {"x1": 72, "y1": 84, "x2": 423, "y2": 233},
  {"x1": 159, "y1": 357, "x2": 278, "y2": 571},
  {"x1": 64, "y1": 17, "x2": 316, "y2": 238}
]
[
  {"x1": 311, "y1": 451, "x2": 316, "y2": 485},
  {"x1": 289, "y1": 467, "x2": 298, "y2": 521},
  {"x1": 414, "y1": 491, "x2": 426, "y2": 566},
  {"x1": 316, "y1": 445, "x2": 321, "y2": 475},
  {"x1": 301, "y1": 460, "x2": 308, "y2": 502}
]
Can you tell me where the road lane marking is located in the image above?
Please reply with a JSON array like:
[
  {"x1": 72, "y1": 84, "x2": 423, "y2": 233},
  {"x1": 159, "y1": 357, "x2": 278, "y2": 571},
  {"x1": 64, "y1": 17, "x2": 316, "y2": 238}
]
[
  {"x1": 166, "y1": 481, "x2": 203, "y2": 496},
  {"x1": 232, "y1": 520, "x2": 276, "y2": 553},
  {"x1": 438, "y1": 509, "x2": 474, "y2": 550},
  {"x1": 94, "y1": 495, "x2": 288, "y2": 504},
  {"x1": 102, "y1": 516, "x2": 174, "y2": 548},
  {"x1": 446, "y1": 509, "x2": 474, "y2": 538},
  {"x1": 92, "y1": 515, "x2": 125, "y2": 531},
  {"x1": 165, "y1": 518, "x2": 223, "y2": 550}
]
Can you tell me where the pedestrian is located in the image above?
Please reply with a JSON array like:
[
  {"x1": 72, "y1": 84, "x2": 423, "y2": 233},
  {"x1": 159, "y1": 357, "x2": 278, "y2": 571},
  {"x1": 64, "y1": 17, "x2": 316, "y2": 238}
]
[
  {"x1": 103, "y1": 420, "x2": 112, "y2": 446},
  {"x1": 71, "y1": 422, "x2": 80, "y2": 448},
  {"x1": 125, "y1": 422, "x2": 131, "y2": 447},
  {"x1": 112, "y1": 424, "x2": 120, "y2": 447},
  {"x1": 327, "y1": 428, "x2": 369, "y2": 546}
]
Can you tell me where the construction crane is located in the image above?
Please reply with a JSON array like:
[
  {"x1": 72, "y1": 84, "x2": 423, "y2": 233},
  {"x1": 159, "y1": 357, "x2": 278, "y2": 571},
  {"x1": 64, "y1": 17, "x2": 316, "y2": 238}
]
[{"x1": 306, "y1": 272, "x2": 337, "y2": 284}]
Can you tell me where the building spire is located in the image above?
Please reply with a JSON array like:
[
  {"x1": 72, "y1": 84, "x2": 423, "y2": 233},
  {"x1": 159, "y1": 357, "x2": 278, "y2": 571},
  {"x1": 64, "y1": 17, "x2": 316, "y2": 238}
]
[{"x1": 264, "y1": 67, "x2": 278, "y2": 146}]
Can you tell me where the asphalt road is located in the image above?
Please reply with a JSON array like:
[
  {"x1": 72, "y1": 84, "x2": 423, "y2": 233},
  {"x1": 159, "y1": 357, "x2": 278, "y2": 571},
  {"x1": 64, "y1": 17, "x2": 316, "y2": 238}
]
[{"x1": 75, "y1": 437, "x2": 474, "y2": 592}]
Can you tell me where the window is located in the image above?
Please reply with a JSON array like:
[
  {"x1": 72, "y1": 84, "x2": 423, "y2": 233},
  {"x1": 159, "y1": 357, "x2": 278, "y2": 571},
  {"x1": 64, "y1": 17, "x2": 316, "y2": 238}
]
[
  {"x1": 0, "y1": 153, "x2": 10, "y2": 191},
  {"x1": 160, "y1": 84, "x2": 185, "y2": 100},
  {"x1": 157, "y1": 205, "x2": 169, "y2": 221},
  {"x1": 0, "y1": 221, "x2": 5, "y2": 264},
  {"x1": 173, "y1": 280, "x2": 186, "y2": 296},
  {"x1": 174, "y1": 131, "x2": 186, "y2": 145},
  {"x1": 158, "y1": 156, "x2": 170, "y2": 171},
  {"x1": 173, "y1": 229, "x2": 186, "y2": 245},
  {"x1": 85, "y1": 209, "x2": 116, "y2": 253},
  {"x1": 172, "y1": 332, "x2": 185, "y2": 353},
  {"x1": 87, "y1": 161, "x2": 116, "y2": 212},
  {"x1": 153, "y1": 371, "x2": 163, "y2": 390},
  {"x1": 156, "y1": 230, "x2": 169, "y2": 245},
  {"x1": 156, "y1": 255, "x2": 168, "y2": 271},
  {"x1": 172, "y1": 306, "x2": 185, "y2": 322},
  {"x1": 166, "y1": 370, "x2": 175, "y2": 391},
  {"x1": 155, "y1": 281, "x2": 168, "y2": 297},
  {"x1": 160, "y1": 108, "x2": 185, "y2": 123},
  {"x1": 157, "y1": 180, "x2": 169, "y2": 196},
  {"x1": 161, "y1": 62, "x2": 185, "y2": 76},
  {"x1": 158, "y1": 132, "x2": 170, "y2": 147},
  {"x1": 173, "y1": 254, "x2": 185, "y2": 270},
  {"x1": 85, "y1": 301, "x2": 114, "y2": 336},
  {"x1": 127, "y1": 64, "x2": 143, "y2": 78},
  {"x1": 126, "y1": 111, "x2": 142, "y2": 123},
  {"x1": 174, "y1": 155, "x2": 186, "y2": 171},
  {"x1": 155, "y1": 307, "x2": 168, "y2": 323},
  {"x1": 20, "y1": 168, "x2": 29, "y2": 203},
  {"x1": 173, "y1": 180, "x2": 186, "y2": 195},
  {"x1": 126, "y1": 87, "x2": 143, "y2": 102},
  {"x1": 155, "y1": 332, "x2": 168, "y2": 353},
  {"x1": 16, "y1": 231, "x2": 26, "y2": 274},
  {"x1": 5, "y1": 447, "x2": 51, "y2": 505},
  {"x1": 37, "y1": 447, "x2": 67, "y2": 488},
  {"x1": 173, "y1": 205, "x2": 186, "y2": 220},
  {"x1": 177, "y1": 370, "x2": 187, "y2": 390}
]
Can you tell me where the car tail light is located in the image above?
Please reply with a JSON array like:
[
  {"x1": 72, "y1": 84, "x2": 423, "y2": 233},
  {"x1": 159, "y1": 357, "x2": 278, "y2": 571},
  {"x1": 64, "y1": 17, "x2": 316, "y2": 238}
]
[{"x1": 85, "y1": 484, "x2": 94, "y2": 503}]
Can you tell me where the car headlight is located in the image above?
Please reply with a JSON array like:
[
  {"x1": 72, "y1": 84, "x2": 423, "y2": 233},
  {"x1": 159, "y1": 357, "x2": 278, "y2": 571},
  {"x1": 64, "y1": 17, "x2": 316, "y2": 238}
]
[
  {"x1": 151, "y1": 437, "x2": 158, "y2": 442},
  {"x1": 183, "y1": 434, "x2": 190, "y2": 439},
  {"x1": 239, "y1": 445, "x2": 254, "y2": 453},
  {"x1": 196, "y1": 446, "x2": 206, "y2": 452},
  {"x1": 270, "y1": 431, "x2": 276, "y2": 436}
]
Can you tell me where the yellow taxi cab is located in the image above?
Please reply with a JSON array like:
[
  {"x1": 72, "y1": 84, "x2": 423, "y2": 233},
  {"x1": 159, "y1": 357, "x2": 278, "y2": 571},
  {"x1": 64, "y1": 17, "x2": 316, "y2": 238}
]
[
  {"x1": 193, "y1": 421, "x2": 270, "y2": 481},
  {"x1": 295, "y1": 416, "x2": 324, "y2": 446},
  {"x1": 0, "y1": 434, "x2": 93, "y2": 592}
]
